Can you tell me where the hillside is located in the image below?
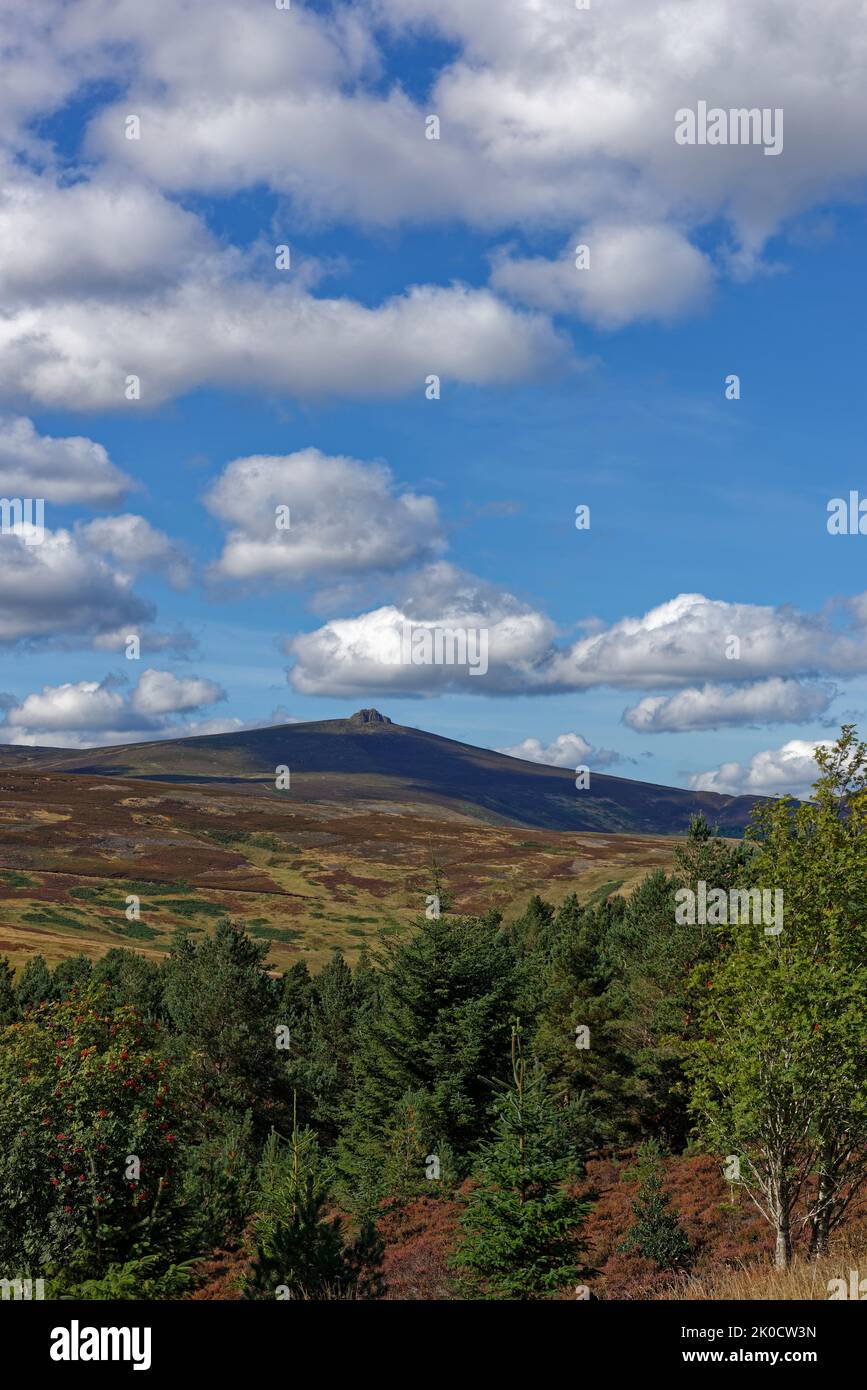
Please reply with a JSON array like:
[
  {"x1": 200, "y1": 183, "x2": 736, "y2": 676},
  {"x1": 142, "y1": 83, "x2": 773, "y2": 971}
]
[
  {"x1": 0, "y1": 707, "x2": 764, "y2": 835},
  {"x1": 0, "y1": 708, "x2": 768, "y2": 973},
  {"x1": 0, "y1": 764, "x2": 680, "y2": 972}
]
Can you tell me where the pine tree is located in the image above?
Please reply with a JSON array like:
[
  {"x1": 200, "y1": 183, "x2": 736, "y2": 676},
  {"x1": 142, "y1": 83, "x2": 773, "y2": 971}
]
[
  {"x1": 246, "y1": 1107, "x2": 384, "y2": 1301},
  {"x1": 14, "y1": 954, "x2": 53, "y2": 1013},
  {"x1": 0, "y1": 956, "x2": 17, "y2": 1027},
  {"x1": 338, "y1": 913, "x2": 518, "y2": 1204},
  {"x1": 307, "y1": 950, "x2": 358, "y2": 1140},
  {"x1": 281, "y1": 960, "x2": 314, "y2": 1024},
  {"x1": 380, "y1": 1089, "x2": 432, "y2": 1201},
  {"x1": 531, "y1": 894, "x2": 631, "y2": 1151},
  {"x1": 161, "y1": 922, "x2": 284, "y2": 1133},
  {"x1": 92, "y1": 947, "x2": 164, "y2": 1018},
  {"x1": 352, "y1": 943, "x2": 379, "y2": 1014},
  {"x1": 453, "y1": 1023, "x2": 590, "y2": 1300},
  {"x1": 426, "y1": 844, "x2": 452, "y2": 916},
  {"x1": 51, "y1": 953, "x2": 93, "y2": 1000},
  {"x1": 618, "y1": 1141, "x2": 692, "y2": 1269}
]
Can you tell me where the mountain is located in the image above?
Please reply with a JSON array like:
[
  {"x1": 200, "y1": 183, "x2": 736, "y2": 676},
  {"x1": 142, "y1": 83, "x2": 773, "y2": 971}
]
[{"x1": 0, "y1": 708, "x2": 764, "y2": 835}]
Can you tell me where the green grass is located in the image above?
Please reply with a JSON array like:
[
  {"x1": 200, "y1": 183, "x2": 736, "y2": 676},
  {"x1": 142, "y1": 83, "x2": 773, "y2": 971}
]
[
  {"x1": 250, "y1": 834, "x2": 284, "y2": 852},
  {"x1": 112, "y1": 922, "x2": 161, "y2": 941},
  {"x1": 205, "y1": 829, "x2": 251, "y2": 846},
  {"x1": 246, "y1": 925, "x2": 302, "y2": 943},
  {"x1": 22, "y1": 909, "x2": 90, "y2": 930},
  {"x1": 148, "y1": 898, "x2": 226, "y2": 919},
  {"x1": 122, "y1": 880, "x2": 192, "y2": 895},
  {"x1": 584, "y1": 878, "x2": 626, "y2": 908},
  {"x1": 71, "y1": 879, "x2": 191, "y2": 900}
]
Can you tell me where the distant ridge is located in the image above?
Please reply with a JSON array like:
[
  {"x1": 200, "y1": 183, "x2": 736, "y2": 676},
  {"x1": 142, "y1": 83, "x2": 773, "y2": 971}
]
[{"x1": 0, "y1": 709, "x2": 766, "y2": 835}]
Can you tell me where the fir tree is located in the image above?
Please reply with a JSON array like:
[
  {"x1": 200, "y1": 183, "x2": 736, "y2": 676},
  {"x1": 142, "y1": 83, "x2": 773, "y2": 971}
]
[
  {"x1": 281, "y1": 960, "x2": 314, "y2": 1025},
  {"x1": 181, "y1": 1110, "x2": 258, "y2": 1250},
  {"x1": 51, "y1": 952, "x2": 93, "y2": 1000},
  {"x1": 0, "y1": 956, "x2": 17, "y2": 1027},
  {"x1": 507, "y1": 894, "x2": 556, "y2": 959},
  {"x1": 92, "y1": 947, "x2": 164, "y2": 1018},
  {"x1": 379, "y1": 1089, "x2": 458, "y2": 1201},
  {"x1": 530, "y1": 894, "x2": 631, "y2": 1151},
  {"x1": 426, "y1": 844, "x2": 452, "y2": 916},
  {"x1": 352, "y1": 943, "x2": 379, "y2": 1015},
  {"x1": 246, "y1": 1106, "x2": 384, "y2": 1301},
  {"x1": 161, "y1": 922, "x2": 284, "y2": 1133},
  {"x1": 307, "y1": 950, "x2": 358, "y2": 1140},
  {"x1": 338, "y1": 912, "x2": 518, "y2": 1204},
  {"x1": 14, "y1": 954, "x2": 53, "y2": 1013},
  {"x1": 277, "y1": 952, "x2": 361, "y2": 1141},
  {"x1": 618, "y1": 1141, "x2": 692, "y2": 1269},
  {"x1": 380, "y1": 1089, "x2": 433, "y2": 1201},
  {"x1": 454, "y1": 1023, "x2": 590, "y2": 1300}
]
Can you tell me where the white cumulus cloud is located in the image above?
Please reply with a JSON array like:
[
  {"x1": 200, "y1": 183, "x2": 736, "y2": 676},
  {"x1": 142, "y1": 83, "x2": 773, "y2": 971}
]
[
  {"x1": 205, "y1": 449, "x2": 445, "y2": 585},
  {"x1": 491, "y1": 224, "x2": 715, "y2": 328},
  {"x1": 287, "y1": 585, "x2": 867, "y2": 700},
  {"x1": 688, "y1": 739, "x2": 835, "y2": 798},
  {"x1": 0, "y1": 527, "x2": 152, "y2": 645},
  {"x1": 1, "y1": 668, "x2": 226, "y2": 746},
  {"x1": 0, "y1": 274, "x2": 569, "y2": 412},
  {"x1": 287, "y1": 562, "x2": 557, "y2": 696},
  {"x1": 497, "y1": 732, "x2": 625, "y2": 770},
  {"x1": 0, "y1": 414, "x2": 130, "y2": 505},
  {"x1": 129, "y1": 668, "x2": 223, "y2": 717},
  {"x1": 78, "y1": 514, "x2": 191, "y2": 589},
  {"x1": 623, "y1": 678, "x2": 836, "y2": 732}
]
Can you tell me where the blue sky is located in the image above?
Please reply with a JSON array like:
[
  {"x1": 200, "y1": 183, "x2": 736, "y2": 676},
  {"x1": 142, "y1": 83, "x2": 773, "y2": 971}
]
[{"x1": 1, "y1": 0, "x2": 866, "y2": 798}]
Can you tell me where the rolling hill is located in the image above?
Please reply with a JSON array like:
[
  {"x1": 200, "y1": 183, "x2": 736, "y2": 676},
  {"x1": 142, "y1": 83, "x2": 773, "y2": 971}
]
[
  {"x1": 0, "y1": 708, "x2": 764, "y2": 835},
  {"x1": 0, "y1": 708, "x2": 774, "y2": 973}
]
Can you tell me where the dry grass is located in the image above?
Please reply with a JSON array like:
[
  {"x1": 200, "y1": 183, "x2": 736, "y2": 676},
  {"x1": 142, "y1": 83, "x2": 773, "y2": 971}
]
[{"x1": 666, "y1": 1232, "x2": 867, "y2": 1301}]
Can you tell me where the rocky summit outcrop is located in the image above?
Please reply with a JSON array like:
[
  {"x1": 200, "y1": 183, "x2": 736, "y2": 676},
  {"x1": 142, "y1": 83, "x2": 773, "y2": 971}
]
[{"x1": 349, "y1": 709, "x2": 393, "y2": 725}]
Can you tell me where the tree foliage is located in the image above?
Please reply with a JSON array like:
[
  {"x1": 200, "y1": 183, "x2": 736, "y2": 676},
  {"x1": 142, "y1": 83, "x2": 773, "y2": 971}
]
[
  {"x1": 454, "y1": 1023, "x2": 589, "y2": 1299},
  {"x1": 685, "y1": 728, "x2": 867, "y2": 1268}
]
